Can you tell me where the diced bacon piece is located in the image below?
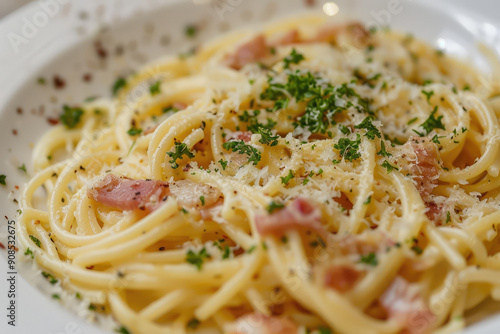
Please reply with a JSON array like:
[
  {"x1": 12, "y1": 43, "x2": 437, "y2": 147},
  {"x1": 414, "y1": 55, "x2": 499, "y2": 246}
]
[
  {"x1": 425, "y1": 201, "x2": 442, "y2": 222},
  {"x1": 324, "y1": 265, "x2": 361, "y2": 293},
  {"x1": 88, "y1": 175, "x2": 221, "y2": 212},
  {"x1": 255, "y1": 198, "x2": 326, "y2": 238},
  {"x1": 314, "y1": 22, "x2": 370, "y2": 48},
  {"x1": 225, "y1": 131, "x2": 253, "y2": 143},
  {"x1": 407, "y1": 138, "x2": 440, "y2": 199},
  {"x1": 88, "y1": 174, "x2": 169, "y2": 212},
  {"x1": 380, "y1": 277, "x2": 436, "y2": 334},
  {"x1": 333, "y1": 192, "x2": 353, "y2": 213},
  {"x1": 224, "y1": 313, "x2": 298, "y2": 334},
  {"x1": 170, "y1": 180, "x2": 221, "y2": 209},
  {"x1": 270, "y1": 30, "x2": 301, "y2": 46},
  {"x1": 225, "y1": 34, "x2": 270, "y2": 70},
  {"x1": 47, "y1": 117, "x2": 59, "y2": 125}
]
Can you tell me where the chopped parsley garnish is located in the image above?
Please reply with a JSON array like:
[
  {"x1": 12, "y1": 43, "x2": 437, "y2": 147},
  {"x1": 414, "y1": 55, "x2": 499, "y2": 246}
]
[
  {"x1": 377, "y1": 141, "x2": 392, "y2": 157},
  {"x1": 283, "y1": 48, "x2": 305, "y2": 69},
  {"x1": 260, "y1": 71, "x2": 321, "y2": 102},
  {"x1": 200, "y1": 196, "x2": 205, "y2": 206},
  {"x1": 37, "y1": 77, "x2": 46, "y2": 85},
  {"x1": 222, "y1": 246, "x2": 231, "y2": 259},
  {"x1": 239, "y1": 110, "x2": 276, "y2": 133},
  {"x1": 0, "y1": 175, "x2": 6, "y2": 185},
  {"x1": 166, "y1": 142, "x2": 195, "y2": 169},
  {"x1": 258, "y1": 127, "x2": 279, "y2": 146},
  {"x1": 336, "y1": 83, "x2": 372, "y2": 114},
  {"x1": 115, "y1": 326, "x2": 131, "y2": 334},
  {"x1": 411, "y1": 246, "x2": 423, "y2": 255},
  {"x1": 187, "y1": 318, "x2": 200, "y2": 329},
  {"x1": 310, "y1": 237, "x2": 326, "y2": 248},
  {"x1": 185, "y1": 25, "x2": 198, "y2": 38},
  {"x1": 24, "y1": 247, "x2": 34, "y2": 259},
  {"x1": 354, "y1": 117, "x2": 381, "y2": 140},
  {"x1": 334, "y1": 134, "x2": 362, "y2": 162},
  {"x1": 149, "y1": 81, "x2": 161, "y2": 96},
  {"x1": 29, "y1": 235, "x2": 41, "y2": 248},
  {"x1": 368, "y1": 73, "x2": 382, "y2": 81},
  {"x1": 296, "y1": 94, "x2": 344, "y2": 134},
  {"x1": 445, "y1": 211, "x2": 451, "y2": 224},
  {"x1": 359, "y1": 252, "x2": 378, "y2": 266},
  {"x1": 407, "y1": 117, "x2": 418, "y2": 125},
  {"x1": 421, "y1": 89, "x2": 434, "y2": 103},
  {"x1": 247, "y1": 245, "x2": 257, "y2": 253},
  {"x1": 431, "y1": 134, "x2": 442, "y2": 144},
  {"x1": 280, "y1": 170, "x2": 295, "y2": 185},
  {"x1": 413, "y1": 106, "x2": 445, "y2": 136},
  {"x1": 381, "y1": 160, "x2": 399, "y2": 173},
  {"x1": 213, "y1": 240, "x2": 223, "y2": 250},
  {"x1": 222, "y1": 141, "x2": 261, "y2": 165},
  {"x1": 364, "y1": 196, "x2": 371, "y2": 205},
  {"x1": 18, "y1": 164, "x2": 27, "y2": 173},
  {"x1": 271, "y1": 98, "x2": 289, "y2": 112},
  {"x1": 384, "y1": 134, "x2": 404, "y2": 146},
  {"x1": 318, "y1": 326, "x2": 333, "y2": 334},
  {"x1": 112, "y1": 77, "x2": 127, "y2": 95},
  {"x1": 267, "y1": 201, "x2": 284, "y2": 213},
  {"x1": 127, "y1": 127, "x2": 142, "y2": 136},
  {"x1": 261, "y1": 71, "x2": 372, "y2": 135},
  {"x1": 42, "y1": 272, "x2": 58, "y2": 284},
  {"x1": 218, "y1": 159, "x2": 228, "y2": 170},
  {"x1": 339, "y1": 124, "x2": 351, "y2": 135},
  {"x1": 163, "y1": 105, "x2": 180, "y2": 113},
  {"x1": 60, "y1": 105, "x2": 84, "y2": 129},
  {"x1": 362, "y1": 73, "x2": 382, "y2": 88},
  {"x1": 186, "y1": 248, "x2": 210, "y2": 271},
  {"x1": 303, "y1": 177, "x2": 310, "y2": 186},
  {"x1": 52, "y1": 294, "x2": 60, "y2": 300}
]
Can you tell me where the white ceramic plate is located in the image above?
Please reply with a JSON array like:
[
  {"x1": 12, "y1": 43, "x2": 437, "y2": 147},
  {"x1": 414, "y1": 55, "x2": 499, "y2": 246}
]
[{"x1": 1, "y1": 0, "x2": 500, "y2": 333}]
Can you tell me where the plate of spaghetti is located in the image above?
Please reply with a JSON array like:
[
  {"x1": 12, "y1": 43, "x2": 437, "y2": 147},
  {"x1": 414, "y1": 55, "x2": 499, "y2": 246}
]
[{"x1": 2, "y1": 0, "x2": 500, "y2": 333}]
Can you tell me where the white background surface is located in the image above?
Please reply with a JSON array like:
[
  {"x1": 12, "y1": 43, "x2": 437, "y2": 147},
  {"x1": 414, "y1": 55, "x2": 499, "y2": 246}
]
[{"x1": 0, "y1": 0, "x2": 31, "y2": 18}]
